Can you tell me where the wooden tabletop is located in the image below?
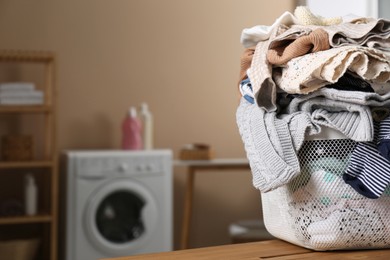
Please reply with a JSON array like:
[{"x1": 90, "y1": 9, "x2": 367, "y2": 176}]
[{"x1": 101, "y1": 239, "x2": 390, "y2": 260}]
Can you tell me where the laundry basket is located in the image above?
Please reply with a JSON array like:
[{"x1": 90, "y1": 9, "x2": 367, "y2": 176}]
[{"x1": 261, "y1": 127, "x2": 390, "y2": 251}]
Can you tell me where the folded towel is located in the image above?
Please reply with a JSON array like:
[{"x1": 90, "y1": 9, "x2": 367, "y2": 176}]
[
  {"x1": 0, "y1": 90, "x2": 43, "y2": 99},
  {"x1": 0, "y1": 89, "x2": 44, "y2": 105},
  {"x1": 0, "y1": 82, "x2": 35, "y2": 91},
  {"x1": 0, "y1": 95, "x2": 44, "y2": 105}
]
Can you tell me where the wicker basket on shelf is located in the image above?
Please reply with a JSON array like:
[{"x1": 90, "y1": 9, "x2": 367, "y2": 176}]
[
  {"x1": 1, "y1": 135, "x2": 33, "y2": 161},
  {"x1": 0, "y1": 238, "x2": 40, "y2": 260},
  {"x1": 179, "y1": 143, "x2": 215, "y2": 160}
]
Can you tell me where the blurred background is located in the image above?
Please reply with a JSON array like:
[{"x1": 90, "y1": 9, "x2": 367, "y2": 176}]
[
  {"x1": 0, "y1": 0, "x2": 295, "y2": 250},
  {"x1": 0, "y1": 0, "x2": 387, "y2": 259}
]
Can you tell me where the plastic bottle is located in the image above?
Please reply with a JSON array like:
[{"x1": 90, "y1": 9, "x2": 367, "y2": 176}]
[
  {"x1": 122, "y1": 106, "x2": 143, "y2": 150},
  {"x1": 25, "y1": 174, "x2": 37, "y2": 216},
  {"x1": 140, "y1": 103, "x2": 154, "y2": 150}
]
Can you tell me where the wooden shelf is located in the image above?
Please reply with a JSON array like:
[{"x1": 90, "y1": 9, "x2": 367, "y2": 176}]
[
  {"x1": 0, "y1": 214, "x2": 52, "y2": 225},
  {"x1": 0, "y1": 161, "x2": 54, "y2": 169},
  {"x1": 0, "y1": 105, "x2": 51, "y2": 114},
  {"x1": 0, "y1": 50, "x2": 54, "y2": 63},
  {"x1": 0, "y1": 49, "x2": 58, "y2": 259}
]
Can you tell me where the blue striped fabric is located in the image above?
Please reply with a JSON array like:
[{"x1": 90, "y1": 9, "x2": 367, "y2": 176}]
[
  {"x1": 343, "y1": 118, "x2": 390, "y2": 199},
  {"x1": 378, "y1": 116, "x2": 390, "y2": 160}
]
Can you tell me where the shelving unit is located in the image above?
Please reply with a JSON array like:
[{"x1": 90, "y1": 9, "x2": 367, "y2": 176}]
[{"x1": 0, "y1": 50, "x2": 57, "y2": 260}]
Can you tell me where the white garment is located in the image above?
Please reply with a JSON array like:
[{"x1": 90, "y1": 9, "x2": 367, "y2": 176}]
[{"x1": 240, "y1": 11, "x2": 300, "y2": 48}]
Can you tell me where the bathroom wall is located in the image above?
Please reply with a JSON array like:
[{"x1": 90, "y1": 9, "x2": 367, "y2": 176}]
[{"x1": 0, "y1": 0, "x2": 295, "y2": 249}]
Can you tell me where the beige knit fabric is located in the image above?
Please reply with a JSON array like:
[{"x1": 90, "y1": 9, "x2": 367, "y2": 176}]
[
  {"x1": 274, "y1": 45, "x2": 390, "y2": 95},
  {"x1": 267, "y1": 28, "x2": 330, "y2": 65},
  {"x1": 325, "y1": 17, "x2": 390, "y2": 50},
  {"x1": 290, "y1": 17, "x2": 390, "y2": 51},
  {"x1": 247, "y1": 28, "x2": 279, "y2": 112},
  {"x1": 294, "y1": 6, "x2": 342, "y2": 26}
]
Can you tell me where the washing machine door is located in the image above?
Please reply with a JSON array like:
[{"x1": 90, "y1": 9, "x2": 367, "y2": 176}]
[{"x1": 84, "y1": 178, "x2": 159, "y2": 256}]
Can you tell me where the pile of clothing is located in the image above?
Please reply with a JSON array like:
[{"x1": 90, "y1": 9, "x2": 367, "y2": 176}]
[{"x1": 236, "y1": 6, "x2": 390, "y2": 199}]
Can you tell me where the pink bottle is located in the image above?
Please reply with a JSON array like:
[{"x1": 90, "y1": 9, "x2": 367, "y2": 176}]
[{"x1": 122, "y1": 107, "x2": 143, "y2": 150}]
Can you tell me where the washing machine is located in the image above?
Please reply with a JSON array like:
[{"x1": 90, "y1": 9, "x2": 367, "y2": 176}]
[{"x1": 61, "y1": 150, "x2": 173, "y2": 260}]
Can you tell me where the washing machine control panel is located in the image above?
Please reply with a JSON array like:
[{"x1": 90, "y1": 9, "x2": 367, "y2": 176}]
[
  {"x1": 118, "y1": 161, "x2": 159, "y2": 174},
  {"x1": 73, "y1": 152, "x2": 170, "y2": 179}
]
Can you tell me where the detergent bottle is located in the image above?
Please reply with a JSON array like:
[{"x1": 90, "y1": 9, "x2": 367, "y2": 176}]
[
  {"x1": 122, "y1": 107, "x2": 143, "y2": 150},
  {"x1": 25, "y1": 173, "x2": 37, "y2": 216},
  {"x1": 140, "y1": 103, "x2": 154, "y2": 150}
]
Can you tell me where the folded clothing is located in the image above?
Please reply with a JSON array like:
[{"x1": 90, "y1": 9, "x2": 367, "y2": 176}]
[
  {"x1": 0, "y1": 96, "x2": 43, "y2": 105},
  {"x1": 0, "y1": 82, "x2": 35, "y2": 91},
  {"x1": 0, "y1": 90, "x2": 43, "y2": 99},
  {"x1": 0, "y1": 81, "x2": 44, "y2": 105}
]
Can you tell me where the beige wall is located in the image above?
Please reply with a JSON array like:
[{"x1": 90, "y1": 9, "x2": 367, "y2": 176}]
[{"x1": 0, "y1": 0, "x2": 295, "y2": 250}]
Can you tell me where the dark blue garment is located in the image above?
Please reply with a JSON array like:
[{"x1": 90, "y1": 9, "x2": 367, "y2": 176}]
[{"x1": 343, "y1": 120, "x2": 390, "y2": 199}]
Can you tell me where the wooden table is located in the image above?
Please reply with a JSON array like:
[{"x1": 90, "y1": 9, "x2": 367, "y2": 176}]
[
  {"x1": 101, "y1": 239, "x2": 390, "y2": 259},
  {"x1": 174, "y1": 158, "x2": 250, "y2": 249}
]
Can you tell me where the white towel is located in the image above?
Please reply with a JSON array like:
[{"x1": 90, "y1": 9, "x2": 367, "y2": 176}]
[
  {"x1": 0, "y1": 96, "x2": 43, "y2": 105},
  {"x1": 0, "y1": 82, "x2": 35, "y2": 91},
  {"x1": 0, "y1": 89, "x2": 44, "y2": 105},
  {"x1": 0, "y1": 90, "x2": 43, "y2": 99}
]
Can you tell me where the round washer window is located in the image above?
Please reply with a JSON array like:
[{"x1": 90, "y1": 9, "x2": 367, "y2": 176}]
[
  {"x1": 96, "y1": 190, "x2": 146, "y2": 243},
  {"x1": 84, "y1": 179, "x2": 159, "y2": 256}
]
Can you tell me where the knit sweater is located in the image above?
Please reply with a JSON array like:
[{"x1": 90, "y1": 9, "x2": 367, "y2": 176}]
[
  {"x1": 267, "y1": 28, "x2": 330, "y2": 65},
  {"x1": 274, "y1": 45, "x2": 390, "y2": 95},
  {"x1": 236, "y1": 98, "x2": 311, "y2": 192}
]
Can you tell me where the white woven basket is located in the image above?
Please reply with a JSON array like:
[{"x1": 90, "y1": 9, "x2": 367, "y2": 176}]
[{"x1": 261, "y1": 128, "x2": 390, "y2": 251}]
